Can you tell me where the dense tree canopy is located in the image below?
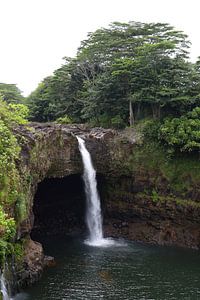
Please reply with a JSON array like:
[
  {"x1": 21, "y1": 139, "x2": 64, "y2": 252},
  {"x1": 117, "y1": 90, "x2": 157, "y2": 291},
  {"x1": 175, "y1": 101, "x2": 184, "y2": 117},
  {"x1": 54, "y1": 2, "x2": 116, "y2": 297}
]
[{"x1": 27, "y1": 21, "x2": 200, "y2": 133}]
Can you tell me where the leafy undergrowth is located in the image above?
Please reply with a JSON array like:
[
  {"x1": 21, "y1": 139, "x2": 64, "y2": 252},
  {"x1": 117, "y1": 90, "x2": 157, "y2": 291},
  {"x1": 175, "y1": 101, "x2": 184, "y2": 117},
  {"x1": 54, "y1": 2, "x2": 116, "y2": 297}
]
[
  {"x1": 159, "y1": 107, "x2": 200, "y2": 152},
  {"x1": 127, "y1": 121, "x2": 200, "y2": 197},
  {"x1": 0, "y1": 99, "x2": 29, "y2": 264}
]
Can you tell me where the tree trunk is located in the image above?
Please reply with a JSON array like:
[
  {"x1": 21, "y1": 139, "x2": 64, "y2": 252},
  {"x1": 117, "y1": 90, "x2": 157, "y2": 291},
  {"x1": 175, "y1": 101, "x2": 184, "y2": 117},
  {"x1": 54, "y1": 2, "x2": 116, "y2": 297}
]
[
  {"x1": 151, "y1": 103, "x2": 159, "y2": 119},
  {"x1": 129, "y1": 100, "x2": 134, "y2": 126}
]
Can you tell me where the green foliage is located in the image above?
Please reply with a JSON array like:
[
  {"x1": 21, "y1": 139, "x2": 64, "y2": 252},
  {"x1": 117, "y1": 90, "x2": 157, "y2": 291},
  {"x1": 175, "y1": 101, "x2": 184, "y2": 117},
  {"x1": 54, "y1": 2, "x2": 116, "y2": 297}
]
[
  {"x1": 26, "y1": 77, "x2": 57, "y2": 122},
  {"x1": 0, "y1": 83, "x2": 24, "y2": 104},
  {"x1": 27, "y1": 21, "x2": 199, "y2": 127},
  {"x1": 159, "y1": 107, "x2": 200, "y2": 152},
  {"x1": 151, "y1": 189, "x2": 159, "y2": 202},
  {"x1": 0, "y1": 120, "x2": 20, "y2": 204},
  {"x1": 8, "y1": 103, "x2": 29, "y2": 124},
  {"x1": 140, "y1": 119, "x2": 161, "y2": 140},
  {"x1": 111, "y1": 115, "x2": 125, "y2": 129},
  {"x1": 0, "y1": 207, "x2": 16, "y2": 240},
  {"x1": 0, "y1": 239, "x2": 24, "y2": 266},
  {"x1": 0, "y1": 98, "x2": 29, "y2": 264},
  {"x1": 15, "y1": 194, "x2": 27, "y2": 223},
  {"x1": 0, "y1": 100, "x2": 28, "y2": 205},
  {"x1": 77, "y1": 22, "x2": 191, "y2": 124},
  {"x1": 0, "y1": 101, "x2": 29, "y2": 127},
  {"x1": 55, "y1": 115, "x2": 72, "y2": 124},
  {"x1": 0, "y1": 207, "x2": 16, "y2": 265},
  {"x1": 129, "y1": 137, "x2": 200, "y2": 196},
  {"x1": 12, "y1": 242, "x2": 24, "y2": 262}
]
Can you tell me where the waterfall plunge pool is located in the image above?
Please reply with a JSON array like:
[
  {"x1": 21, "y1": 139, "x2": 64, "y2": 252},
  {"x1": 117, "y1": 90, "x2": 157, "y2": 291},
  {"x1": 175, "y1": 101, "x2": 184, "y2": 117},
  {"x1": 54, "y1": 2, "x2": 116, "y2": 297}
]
[{"x1": 14, "y1": 235, "x2": 200, "y2": 300}]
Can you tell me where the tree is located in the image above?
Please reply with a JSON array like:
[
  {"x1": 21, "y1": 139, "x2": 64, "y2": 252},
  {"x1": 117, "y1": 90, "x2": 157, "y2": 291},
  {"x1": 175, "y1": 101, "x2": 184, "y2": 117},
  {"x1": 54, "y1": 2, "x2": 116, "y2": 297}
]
[
  {"x1": 0, "y1": 83, "x2": 24, "y2": 104},
  {"x1": 27, "y1": 59, "x2": 88, "y2": 122},
  {"x1": 78, "y1": 22, "x2": 189, "y2": 66},
  {"x1": 27, "y1": 77, "x2": 54, "y2": 122},
  {"x1": 76, "y1": 21, "x2": 190, "y2": 122},
  {"x1": 28, "y1": 21, "x2": 195, "y2": 127}
]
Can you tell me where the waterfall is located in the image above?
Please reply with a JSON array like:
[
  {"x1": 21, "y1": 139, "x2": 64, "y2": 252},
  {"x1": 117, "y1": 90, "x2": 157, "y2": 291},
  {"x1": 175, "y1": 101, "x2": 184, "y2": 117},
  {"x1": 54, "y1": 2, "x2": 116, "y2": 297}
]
[
  {"x1": 0, "y1": 273, "x2": 10, "y2": 300},
  {"x1": 77, "y1": 136, "x2": 103, "y2": 245},
  {"x1": 77, "y1": 136, "x2": 120, "y2": 247}
]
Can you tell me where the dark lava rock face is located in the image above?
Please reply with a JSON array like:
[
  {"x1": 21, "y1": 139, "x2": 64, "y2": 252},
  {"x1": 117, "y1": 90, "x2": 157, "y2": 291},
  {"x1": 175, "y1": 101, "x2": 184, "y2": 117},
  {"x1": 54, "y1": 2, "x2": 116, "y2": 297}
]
[{"x1": 12, "y1": 123, "x2": 200, "y2": 287}]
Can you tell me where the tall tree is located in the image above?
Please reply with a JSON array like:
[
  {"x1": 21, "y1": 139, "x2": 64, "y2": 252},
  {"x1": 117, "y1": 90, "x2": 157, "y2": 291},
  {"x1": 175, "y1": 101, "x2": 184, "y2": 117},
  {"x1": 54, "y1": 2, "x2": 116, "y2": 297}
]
[
  {"x1": 0, "y1": 83, "x2": 24, "y2": 104},
  {"x1": 76, "y1": 21, "x2": 190, "y2": 122},
  {"x1": 28, "y1": 21, "x2": 196, "y2": 127}
]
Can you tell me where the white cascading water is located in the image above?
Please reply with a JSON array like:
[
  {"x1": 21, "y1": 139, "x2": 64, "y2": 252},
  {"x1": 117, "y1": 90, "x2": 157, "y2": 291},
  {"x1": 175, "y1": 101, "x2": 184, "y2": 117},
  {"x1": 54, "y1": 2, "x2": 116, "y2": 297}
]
[
  {"x1": 77, "y1": 136, "x2": 104, "y2": 245},
  {"x1": 77, "y1": 136, "x2": 122, "y2": 247},
  {"x1": 77, "y1": 136, "x2": 121, "y2": 247},
  {"x1": 0, "y1": 273, "x2": 10, "y2": 300}
]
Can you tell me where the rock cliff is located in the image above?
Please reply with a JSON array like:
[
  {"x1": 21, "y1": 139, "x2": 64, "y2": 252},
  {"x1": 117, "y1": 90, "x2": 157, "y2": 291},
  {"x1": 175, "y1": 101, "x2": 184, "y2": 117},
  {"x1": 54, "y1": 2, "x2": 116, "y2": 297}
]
[{"x1": 6, "y1": 123, "x2": 200, "y2": 288}]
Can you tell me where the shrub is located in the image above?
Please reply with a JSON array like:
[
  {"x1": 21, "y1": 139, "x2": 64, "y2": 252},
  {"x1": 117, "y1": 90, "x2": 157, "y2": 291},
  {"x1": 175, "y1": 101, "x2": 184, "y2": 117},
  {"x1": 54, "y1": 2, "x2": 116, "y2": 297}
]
[
  {"x1": 55, "y1": 115, "x2": 72, "y2": 124},
  {"x1": 111, "y1": 115, "x2": 125, "y2": 129},
  {"x1": 0, "y1": 98, "x2": 28, "y2": 264},
  {"x1": 159, "y1": 107, "x2": 200, "y2": 152}
]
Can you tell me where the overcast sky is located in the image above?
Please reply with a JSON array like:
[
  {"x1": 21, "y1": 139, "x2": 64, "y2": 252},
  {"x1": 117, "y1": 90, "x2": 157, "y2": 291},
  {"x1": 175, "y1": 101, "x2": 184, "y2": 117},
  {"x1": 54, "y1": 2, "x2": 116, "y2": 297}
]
[{"x1": 0, "y1": 0, "x2": 199, "y2": 96}]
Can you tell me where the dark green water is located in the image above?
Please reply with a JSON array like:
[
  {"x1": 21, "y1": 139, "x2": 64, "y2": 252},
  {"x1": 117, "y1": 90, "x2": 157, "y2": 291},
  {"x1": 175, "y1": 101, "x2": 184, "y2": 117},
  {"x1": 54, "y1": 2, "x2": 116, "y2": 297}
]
[{"x1": 17, "y1": 236, "x2": 200, "y2": 300}]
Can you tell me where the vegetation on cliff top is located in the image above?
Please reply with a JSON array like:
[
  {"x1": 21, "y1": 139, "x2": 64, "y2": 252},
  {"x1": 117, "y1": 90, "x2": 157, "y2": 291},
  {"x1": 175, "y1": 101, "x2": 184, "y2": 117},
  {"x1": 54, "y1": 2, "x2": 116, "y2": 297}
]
[
  {"x1": 26, "y1": 22, "x2": 200, "y2": 129},
  {"x1": 2, "y1": 21, "x2": 200, "y2": 153},
  {"x1": 159, "y1": 107, "x2": 200, "y2": 152},
  {"x1": 22, "y1": 21, "x2": 200, "y2": 154},
  {"x1": 0, "y1": 83, "x2": 25, "y2": 104}
]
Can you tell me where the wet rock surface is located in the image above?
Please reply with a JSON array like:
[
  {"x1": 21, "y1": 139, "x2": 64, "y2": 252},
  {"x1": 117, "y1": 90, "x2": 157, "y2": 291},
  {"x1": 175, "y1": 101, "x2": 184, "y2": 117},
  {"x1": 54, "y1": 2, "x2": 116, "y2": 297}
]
[{"x1": 15, "y1": 239, "x2": 44, "y2": 288}]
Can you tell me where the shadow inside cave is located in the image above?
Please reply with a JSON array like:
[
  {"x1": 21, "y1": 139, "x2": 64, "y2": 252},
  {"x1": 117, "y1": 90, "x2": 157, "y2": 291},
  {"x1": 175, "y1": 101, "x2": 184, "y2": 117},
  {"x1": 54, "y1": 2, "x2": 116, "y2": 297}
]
[{"x1": 31, "y1": 174, "x2": 106, "y2": 242}]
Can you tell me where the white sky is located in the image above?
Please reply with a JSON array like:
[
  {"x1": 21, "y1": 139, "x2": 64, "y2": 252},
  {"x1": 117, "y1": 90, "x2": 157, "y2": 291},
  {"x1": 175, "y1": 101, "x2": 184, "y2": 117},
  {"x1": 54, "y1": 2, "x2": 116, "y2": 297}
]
[{"x1": 0, "y1": 0, "x2": 200, "y2": 96}]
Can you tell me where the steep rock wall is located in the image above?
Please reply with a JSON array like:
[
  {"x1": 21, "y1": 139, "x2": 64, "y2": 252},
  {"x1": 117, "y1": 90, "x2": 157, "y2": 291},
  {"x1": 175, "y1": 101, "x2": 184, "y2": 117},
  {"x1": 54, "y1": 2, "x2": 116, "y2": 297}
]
[{"x1": 7, "y1": 123, "x2": 200, "y2": 289}]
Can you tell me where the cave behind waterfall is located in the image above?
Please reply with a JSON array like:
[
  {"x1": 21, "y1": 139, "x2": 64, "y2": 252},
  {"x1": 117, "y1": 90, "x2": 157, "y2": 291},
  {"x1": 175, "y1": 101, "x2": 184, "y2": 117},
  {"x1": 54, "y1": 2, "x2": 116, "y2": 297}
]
[
  {"x1": 31, "y1": 174, "x2": 106, "y2": 240},
  {"x1": 31, "y1": 175, "x2": 86, "y2": 239}
]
